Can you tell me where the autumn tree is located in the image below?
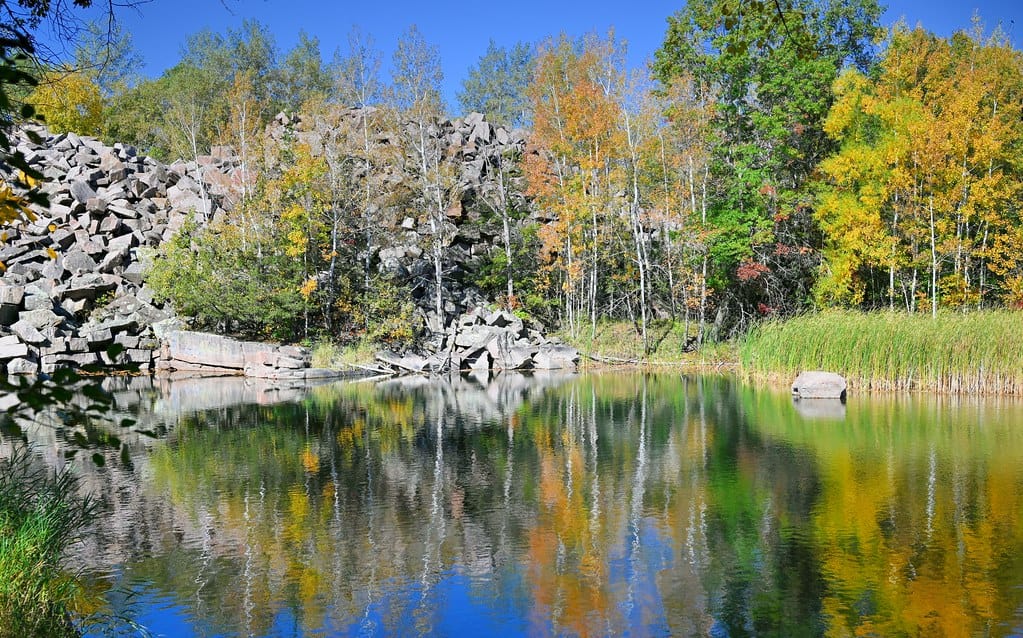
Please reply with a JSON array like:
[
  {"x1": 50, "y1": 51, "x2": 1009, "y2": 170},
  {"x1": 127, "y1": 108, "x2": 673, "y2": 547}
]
[
  {"x1": 525, "y1": 33, "x2": 626, "y2": 337},
  {"x1": 656, "y1": 74, "x2": 715, "y2": 342},
  {"x1": 26, "y1": 66, "x2": 103, "y2": 135},
  {"x1": 220, "y1": 69, "x2": 264, "y2": 231},
  {"x1": 334, "y1": 26, "x2": 386, "y2": 299},
  {"x1": 816, "y1": 23, "x2": 1023, "y2": 312}
]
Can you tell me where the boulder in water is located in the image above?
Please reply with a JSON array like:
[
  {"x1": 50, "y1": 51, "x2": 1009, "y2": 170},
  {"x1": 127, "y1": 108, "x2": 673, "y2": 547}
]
[{"x1": 792, "y1": 371, "x2": 847, "y2": 400}]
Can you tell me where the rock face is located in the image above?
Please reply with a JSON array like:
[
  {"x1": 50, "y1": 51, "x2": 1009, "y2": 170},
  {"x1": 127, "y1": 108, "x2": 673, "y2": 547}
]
[
  {"x1": 0, "y1": 113, "x2": 566, "y2": 378},
  {"x1": 792, "y1": 371, "x2": 847, "y2": 400},
  {"x1": 375, "y1": 307, "x2": 579, "y2": 375},
  {"x1": 273, "y1": 109, "x2": 531, "y2": 336}
]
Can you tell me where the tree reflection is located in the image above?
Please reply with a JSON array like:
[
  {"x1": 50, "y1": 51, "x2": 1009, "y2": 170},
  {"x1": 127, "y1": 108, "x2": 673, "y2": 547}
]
[{"x1": 48, "y1": 373, "x2": 1023, "y2": 637}]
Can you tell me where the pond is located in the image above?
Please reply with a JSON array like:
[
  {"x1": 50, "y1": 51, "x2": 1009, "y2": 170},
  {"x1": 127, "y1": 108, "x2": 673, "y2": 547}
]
[{"x1": 10, "y1": 371, "x2": 1023, "y2": 637}]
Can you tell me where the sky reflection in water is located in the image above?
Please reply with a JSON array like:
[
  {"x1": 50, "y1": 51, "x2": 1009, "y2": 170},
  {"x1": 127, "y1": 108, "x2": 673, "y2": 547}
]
[{"x1": 53, "y1": 372, "x2": 1023, "y2": 637}]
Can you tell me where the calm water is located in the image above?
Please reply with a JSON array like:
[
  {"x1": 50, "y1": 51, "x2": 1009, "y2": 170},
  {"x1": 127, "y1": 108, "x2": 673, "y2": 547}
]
[{"x1": 11, "y1": 372, "x2": 1023, "y2": 637}]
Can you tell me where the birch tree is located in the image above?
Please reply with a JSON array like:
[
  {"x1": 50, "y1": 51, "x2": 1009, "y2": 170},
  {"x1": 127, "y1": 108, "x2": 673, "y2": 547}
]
[{"x1": 391, "y1": 25, "x2": 452, "y2": 329}]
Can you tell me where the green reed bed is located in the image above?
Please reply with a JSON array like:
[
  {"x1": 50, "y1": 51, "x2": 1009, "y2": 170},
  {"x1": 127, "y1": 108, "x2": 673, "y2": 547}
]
[
  {"x1": 739, "y1": 310, "x2": 1023, "y2": 394},
  {"x1": 0, "y1": 446, "x2": 96, "y2": 638}
]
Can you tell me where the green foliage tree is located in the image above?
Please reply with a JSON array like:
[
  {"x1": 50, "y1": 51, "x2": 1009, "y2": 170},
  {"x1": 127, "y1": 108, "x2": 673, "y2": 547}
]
[
  {"x1": 458, "y1": 39, "x2": 534, "y2": 128},
  {"x1": 182, "y1": 19, "x2": 278, "y2": 107},
  {"x1": 145, "y1": 218, "x2": 307, "y2": 339},
  {"x1": 390, "y1": 24, "x2": 452, "y2": 327},
  {"x1": 103, "y1": 19, "x2": 284, "y2": 159},
  {"x1": 101, "y1": 76, "x2": 165, "y2": 155},
  {"x1": 278, "y1": 31, "x2": 333, "y2": 109},
  {"x1": 653, "y1": 0, "x2": 883, "y2": 334},
  {"x1": 72, "y1": 19, "x2": 142, "y2": 96}
]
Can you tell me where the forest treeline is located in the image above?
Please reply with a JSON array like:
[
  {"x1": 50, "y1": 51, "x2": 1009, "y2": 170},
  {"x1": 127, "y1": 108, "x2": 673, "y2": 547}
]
[{"x1": 20, "y1": 0, "x2": 1023, "y2": 349}]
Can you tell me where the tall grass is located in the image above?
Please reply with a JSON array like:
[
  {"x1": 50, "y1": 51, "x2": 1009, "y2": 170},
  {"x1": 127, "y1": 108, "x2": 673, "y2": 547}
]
[
  {"x1": 0, "y1": 445, "x2": 97, "y2": 638},
  {"x1": 739, "y1": 310, "x2": 1023, "y2": 394}
]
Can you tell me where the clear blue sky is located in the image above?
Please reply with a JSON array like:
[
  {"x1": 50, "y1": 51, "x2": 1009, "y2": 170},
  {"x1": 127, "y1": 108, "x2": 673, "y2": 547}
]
[{"x1": 39, "y1": 0, "x2": 1023, "y2": 110}]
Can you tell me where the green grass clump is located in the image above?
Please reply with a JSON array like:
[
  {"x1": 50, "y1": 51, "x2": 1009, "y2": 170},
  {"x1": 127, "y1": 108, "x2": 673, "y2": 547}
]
[
  {"x1": 558, "y1": 319, "x2": 736, "y2": 366},
  {"x1": 337, "y1": 338, "x2": 382, "y2": 368},
  {"x1": 0, "y1": 446, "x2": 97, "y2": 638},
  {"x1": 310, "y1": 340, "x2": 342, "y2": 368},
  {"x1": 740, "y1": 309, "x2": 1023, "y2": 394}
]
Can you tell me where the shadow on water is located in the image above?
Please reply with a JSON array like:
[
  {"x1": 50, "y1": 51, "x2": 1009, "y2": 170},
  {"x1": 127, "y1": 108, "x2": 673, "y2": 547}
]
[{"x1": 4, "y1": 371, "x2": 1023, "y2": 636}]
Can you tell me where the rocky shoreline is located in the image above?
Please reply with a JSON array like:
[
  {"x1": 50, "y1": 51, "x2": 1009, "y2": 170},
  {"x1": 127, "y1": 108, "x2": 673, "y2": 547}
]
[{"x1": 0, "y1": 118, "x2": 578, "y2": 379}]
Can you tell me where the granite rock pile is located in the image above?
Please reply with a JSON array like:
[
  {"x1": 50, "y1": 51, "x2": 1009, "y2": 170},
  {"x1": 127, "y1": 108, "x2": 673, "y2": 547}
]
[
  {"x1": 375, "y1": 307, "x2": 579, "y2": 374},
  {"x1": 0, "y1": 114, "x2": 580, "y2": 378},
  {"x1": 0, "y1": 126, "x2": 238, "y2": 375}
]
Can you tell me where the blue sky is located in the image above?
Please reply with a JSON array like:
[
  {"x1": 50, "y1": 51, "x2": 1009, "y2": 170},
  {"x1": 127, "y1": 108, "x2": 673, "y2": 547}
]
[{"x1": 39, "y1": 0, "x2": 1023, "y2": 109}]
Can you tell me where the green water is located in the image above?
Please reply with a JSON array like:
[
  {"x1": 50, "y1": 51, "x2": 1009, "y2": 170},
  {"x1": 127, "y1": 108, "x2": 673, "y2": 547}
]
[{"x1": 42, "y1": 373, "x2": 1023, "y2": 636}]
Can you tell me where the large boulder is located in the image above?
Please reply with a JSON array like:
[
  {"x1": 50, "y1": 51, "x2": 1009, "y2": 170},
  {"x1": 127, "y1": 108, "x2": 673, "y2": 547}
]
[
  {"x1": 161, "y1": 330, "x2": 314, "y2": 378},
  {"x1": 166, "y1": 330, "x2": 247, "y2": 369},
  {"x1": 792, "y1": 371, "x2": 847, "y2": 400},
  {"x1": 532, "y1": 344, "x2": 579, "y2": 371}
]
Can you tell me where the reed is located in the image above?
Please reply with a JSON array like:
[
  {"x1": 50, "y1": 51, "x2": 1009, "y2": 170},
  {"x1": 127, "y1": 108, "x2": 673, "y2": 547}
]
[
  {"x1": 0, "y1": 446, "x2": 97, "y2": 638},
  {"x1": 739, "y1": 310, "x2": 1023, "y2": 395}
]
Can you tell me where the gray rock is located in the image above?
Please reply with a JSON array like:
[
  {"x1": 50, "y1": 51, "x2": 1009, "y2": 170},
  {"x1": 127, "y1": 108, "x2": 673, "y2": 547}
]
[
  {"x1": 532, "y1": 344, "x2": 579, "y2": 371},
  {"x1": 121, "y1": 261, "x2": 145, "y2": 285},
  {"x1": 276, "y1": 355, "x2": 306, "y2": 370},
  {"x1": 0, "y1": 284, "x2": 23, "y2": 324},
  {"x1": 69, "y1": 180, "x2": 97, "y2": 203},
  {"x1": 40, "y1": 352, "x2": 99, "y2": 371},
  {"x1": 468, "y1": 350, "x2": 491, "y2": 371},
  {"x1": 0, "y1": 335, "x2": 29, "y2": 360},
  {"x1": 151, "y1": 317, "x2": 184, "y2": 340},
  {"x1": 454, "y1": 325, "x2": 497, "y2": 351},
  {"x1": 792, "y1": 371, "x2": 847, "y2": 400},
  {"x1": 6, "y1": 357, "x2": 37, "y2": 374},
  {"x1": 61, "y1": 250, "x2": 99, "y2": 275},
  {"x1": 166, "y1": 330, "x2": 247, "y2": 369},
  {"x1": 40, "y1": 338, "x2": 69, "y2": 355},
  {"x1": 18, "y1": 307, "x2": 63, "y2": 330},
  {"x1": 83, "y1": 328, "x2": 114, "y2": 349},
  {"x1": 122, "y1": 348, "x2": 153, "y2": 365},
  {"x1": 0, "y1": 284, "x2": 25, "y2": 307},
  {"x1": 10, "y1": 320, "x2": 47, "y2": 345},
  {"x1": 277, "y1": 345, "x2": 308, "y2": 360},
  {"x1": 495, "y1": 346, "x2": 534, "y2": 370},
  {"x1": 61, "y1": 274, "x2": 117, "y2": 301}
]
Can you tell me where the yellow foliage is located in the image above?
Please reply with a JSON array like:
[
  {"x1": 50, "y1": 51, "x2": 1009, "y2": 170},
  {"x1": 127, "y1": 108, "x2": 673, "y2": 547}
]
[
  {"x1": 27, "y1": 67, "x2": 104, "y2": 136},
  {"x1": 299, "y1": 277, "x2": 318, "y2": 299},
  {"x1": 0, "y1": 182, "x2": 36, "y2": 226},
  {"x1": 286, "y1": 229, "x2": 308, "y2": 256},
  {"x1": 300, "y1": 444, "x2": 319, "y2": 473},
  {"x1": 817, "y1": 24, "x2": 1023, "y2": 309}
]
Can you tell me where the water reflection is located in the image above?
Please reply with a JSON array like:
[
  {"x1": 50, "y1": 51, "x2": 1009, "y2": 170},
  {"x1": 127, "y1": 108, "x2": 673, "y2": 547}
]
[{"x1": 5, "y1": 372, "x2": 1023, "y2": 636}]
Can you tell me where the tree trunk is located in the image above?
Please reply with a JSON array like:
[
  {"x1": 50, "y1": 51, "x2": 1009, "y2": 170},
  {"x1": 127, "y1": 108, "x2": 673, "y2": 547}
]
[{"x1": 929, "y1": 195, "x2": 938, "y2": 318}]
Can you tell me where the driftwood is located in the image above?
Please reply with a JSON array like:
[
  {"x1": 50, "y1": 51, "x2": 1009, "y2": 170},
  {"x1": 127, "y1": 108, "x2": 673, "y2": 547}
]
[
  {"x1": 579, "y1": 350, "x2": 736, "y2": 369},
  {"x1": 350, "y1": 362, "x2": 396, "y2": 375}
]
